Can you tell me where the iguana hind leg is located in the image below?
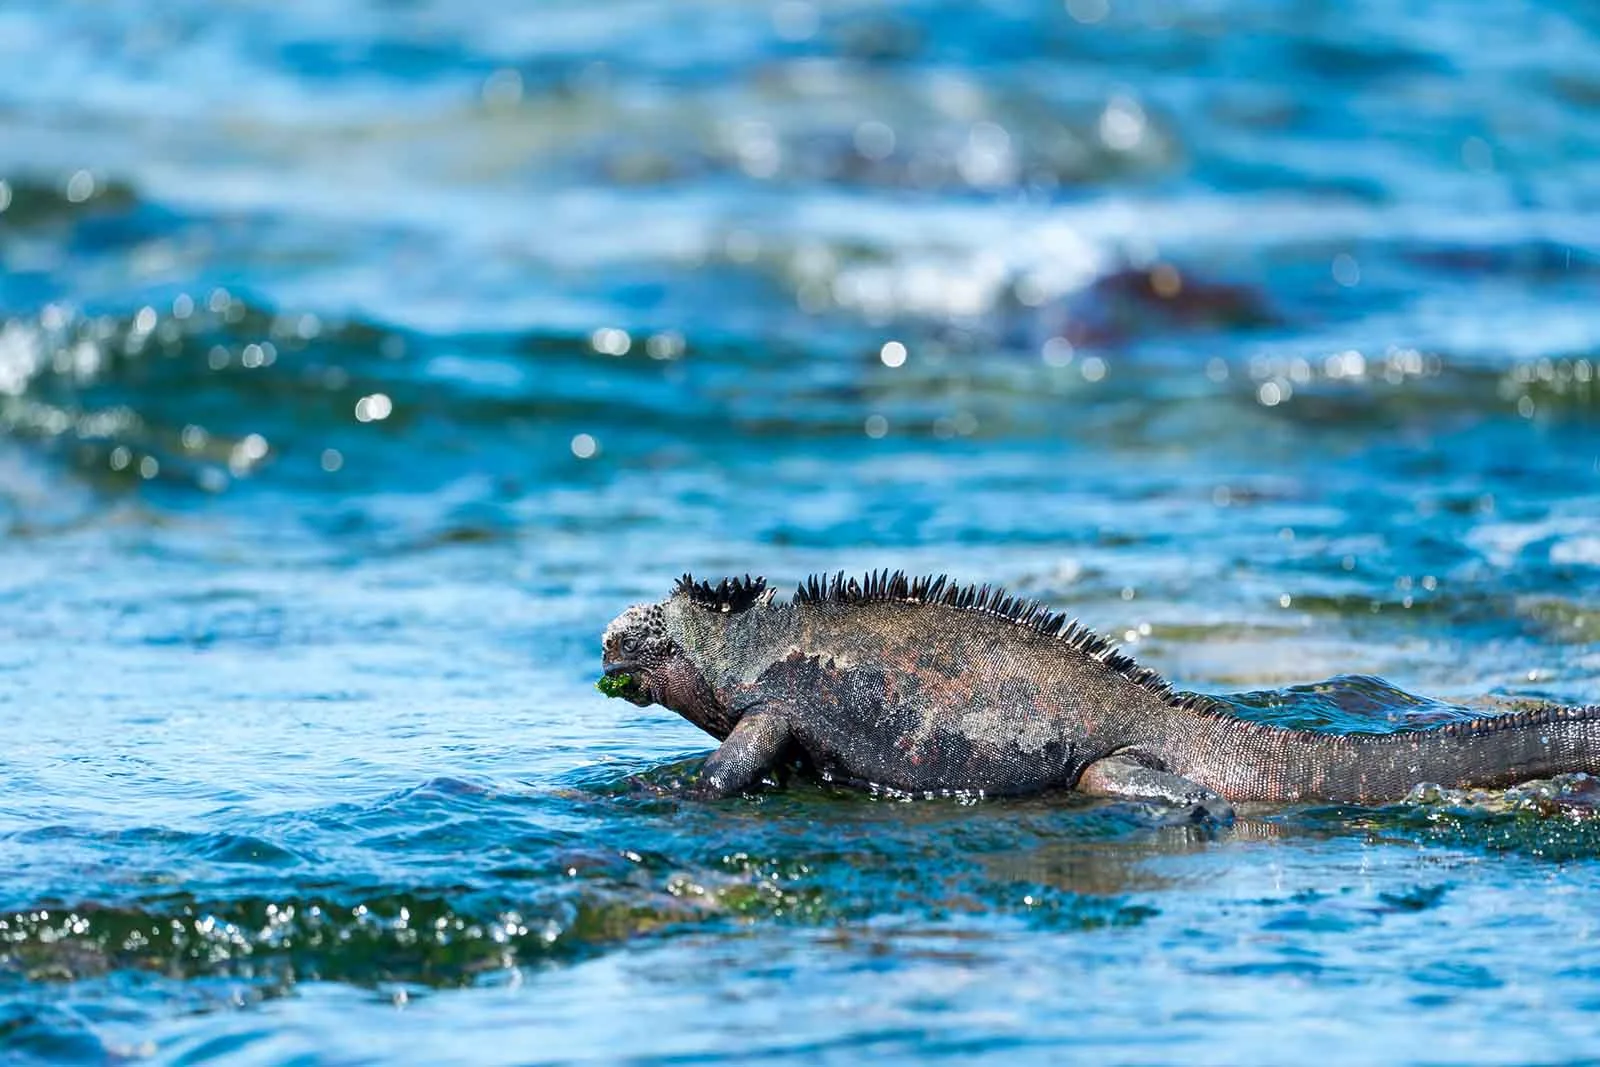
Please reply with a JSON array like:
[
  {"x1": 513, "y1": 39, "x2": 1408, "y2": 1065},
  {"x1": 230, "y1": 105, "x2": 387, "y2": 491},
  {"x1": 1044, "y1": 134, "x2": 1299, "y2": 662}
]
[{"x1": 1078, "y1": 754, "x2": 1235, "y2": 823}]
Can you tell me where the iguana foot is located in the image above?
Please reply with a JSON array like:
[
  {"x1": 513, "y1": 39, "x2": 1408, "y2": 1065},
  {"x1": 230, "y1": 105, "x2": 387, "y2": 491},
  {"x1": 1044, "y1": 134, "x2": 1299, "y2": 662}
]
[{"x1": 1080, "y1": 754, "x2": 1235, "y2": 823}]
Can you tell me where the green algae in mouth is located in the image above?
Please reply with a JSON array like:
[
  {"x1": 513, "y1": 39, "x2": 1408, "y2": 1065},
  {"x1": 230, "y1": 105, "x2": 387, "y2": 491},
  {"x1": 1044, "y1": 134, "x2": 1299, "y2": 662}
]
[{"x1": 597, "y1": 673, "x2": 634, "y2": 698}]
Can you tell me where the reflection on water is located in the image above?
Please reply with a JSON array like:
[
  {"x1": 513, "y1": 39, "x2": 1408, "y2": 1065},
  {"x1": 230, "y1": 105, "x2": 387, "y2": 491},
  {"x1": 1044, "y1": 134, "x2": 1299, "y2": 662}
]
[{"x1": 1, "y1": 0, "x2": 1599, "y2": 1062}]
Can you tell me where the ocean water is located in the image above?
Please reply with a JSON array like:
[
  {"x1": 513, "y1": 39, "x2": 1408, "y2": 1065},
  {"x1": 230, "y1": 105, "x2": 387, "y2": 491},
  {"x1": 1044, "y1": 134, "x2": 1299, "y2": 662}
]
[{"x1": 2, "y1": 1, "x2": 1599, "y2": 1062}]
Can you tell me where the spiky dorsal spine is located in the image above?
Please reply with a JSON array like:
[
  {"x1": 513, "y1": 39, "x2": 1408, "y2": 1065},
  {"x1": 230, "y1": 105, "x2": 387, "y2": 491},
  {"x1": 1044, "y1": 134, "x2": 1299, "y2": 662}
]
[
  {"x1": 793, "y1": 568, "x2": 1215, "y2": 711},
  {"x1": 675, "y1": 573, "x2": 769, "y2": 614}
]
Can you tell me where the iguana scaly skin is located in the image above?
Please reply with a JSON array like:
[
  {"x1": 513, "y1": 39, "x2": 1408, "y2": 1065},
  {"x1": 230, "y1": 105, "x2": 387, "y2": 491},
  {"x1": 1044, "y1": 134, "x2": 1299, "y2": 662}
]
[{"x1": 599, "y1": 571, "x2": 1600, "y2": 815}]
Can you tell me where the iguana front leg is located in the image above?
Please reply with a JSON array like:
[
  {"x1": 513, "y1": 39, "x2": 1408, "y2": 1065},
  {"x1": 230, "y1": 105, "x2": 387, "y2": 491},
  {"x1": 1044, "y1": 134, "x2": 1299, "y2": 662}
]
[
  {"x1": 693, "y1": 709, "x2": 793, "y2": 798},
  {"x1": 1078, "y1": 754, "x2": 1235, "y2": 822}
]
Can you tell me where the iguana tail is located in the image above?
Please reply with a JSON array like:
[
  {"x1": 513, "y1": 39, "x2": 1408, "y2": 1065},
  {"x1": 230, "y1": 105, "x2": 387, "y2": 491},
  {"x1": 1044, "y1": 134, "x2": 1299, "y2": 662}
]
[{"x1": 1162, "y1": 703, "x2": 1600, "y2": 803}]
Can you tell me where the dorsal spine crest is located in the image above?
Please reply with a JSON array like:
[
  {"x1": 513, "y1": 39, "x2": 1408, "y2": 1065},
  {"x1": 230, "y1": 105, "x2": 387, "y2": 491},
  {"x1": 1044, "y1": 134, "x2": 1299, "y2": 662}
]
[
  {"x1": 675, "y1": 573, "x2": 769, "y2": 613},
  {"x1": 791, "y1": 568, "x2": 1205, "y2": 710}
]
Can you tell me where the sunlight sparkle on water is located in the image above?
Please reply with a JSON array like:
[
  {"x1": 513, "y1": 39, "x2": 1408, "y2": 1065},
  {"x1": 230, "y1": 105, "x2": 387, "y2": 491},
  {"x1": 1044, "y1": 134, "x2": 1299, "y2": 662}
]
[
  {"x1": 592, "y1": 328, "x2": 632, "y2": 356},
  {"x1": 854, "y1": 121, "x2": 895, "y2": 161},
  {"x1": 1099, "y1": 96, "x2": 1146, "y2": 151},
  {"x1": 354, "y1": 394, "x2": 393, "y2": 422},
  {"x1": 65, "y1": 169, "x2": 95, "y2": 203},
  {"x1": 1332, "y1": 253, "x2": 1361, "y2": 287},
  {"x1": 1066, "y1": 0, "x2": 1109, "y2": 24}
]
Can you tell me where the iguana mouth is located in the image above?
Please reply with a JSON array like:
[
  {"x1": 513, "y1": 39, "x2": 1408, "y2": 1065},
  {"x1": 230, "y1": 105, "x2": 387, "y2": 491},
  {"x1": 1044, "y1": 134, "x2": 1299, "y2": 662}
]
[{"x1": 598, "y1": 664, "x2": 650, "y2": 704}]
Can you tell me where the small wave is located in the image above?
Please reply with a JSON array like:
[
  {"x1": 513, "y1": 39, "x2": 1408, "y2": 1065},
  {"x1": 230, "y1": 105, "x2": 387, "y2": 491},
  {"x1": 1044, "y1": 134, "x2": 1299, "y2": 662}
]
[
  {"x1": 1406, "y1": 772, "x2": 1600, "y2": 817},
  {"x1": 0, "y1": 296, "x2": 407, "y2": 493},
  {"x1": 1217, "y1": 673, "x2": 1479, "y2": 733},
  {"x1": 0, "y1": 889, "x2": 679, "y2": 988},
  {"x1": 0, "y1": 175, "x2": 140, "y2": 228}
]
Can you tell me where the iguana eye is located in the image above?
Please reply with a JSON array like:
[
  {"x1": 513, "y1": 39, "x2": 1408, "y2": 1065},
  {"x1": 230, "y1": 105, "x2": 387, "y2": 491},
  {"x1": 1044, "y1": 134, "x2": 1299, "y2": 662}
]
[{"x1": 621, "y1": 635, "x2": 642, "y2": 655}]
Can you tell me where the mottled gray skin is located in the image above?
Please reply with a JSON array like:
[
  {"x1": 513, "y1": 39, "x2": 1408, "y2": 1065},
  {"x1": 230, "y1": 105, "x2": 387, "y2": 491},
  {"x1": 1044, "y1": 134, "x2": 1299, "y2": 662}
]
[{"x1": 601, "y1": 579, "x2": 1600, "y2": 815}]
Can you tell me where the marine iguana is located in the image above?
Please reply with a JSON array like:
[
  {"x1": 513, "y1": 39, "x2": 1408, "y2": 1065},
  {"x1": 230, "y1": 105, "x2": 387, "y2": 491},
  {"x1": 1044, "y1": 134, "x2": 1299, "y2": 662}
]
[{"x1": 599, "y1": 570, "x2": 1600, "y2": 816}]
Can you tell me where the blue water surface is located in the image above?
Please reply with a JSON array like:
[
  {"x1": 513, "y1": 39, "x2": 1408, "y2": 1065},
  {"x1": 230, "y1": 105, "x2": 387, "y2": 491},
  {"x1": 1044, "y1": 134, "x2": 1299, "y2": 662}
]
[{"x1": 2, "y1": 1, "x2": 1599, "y2": 1063}]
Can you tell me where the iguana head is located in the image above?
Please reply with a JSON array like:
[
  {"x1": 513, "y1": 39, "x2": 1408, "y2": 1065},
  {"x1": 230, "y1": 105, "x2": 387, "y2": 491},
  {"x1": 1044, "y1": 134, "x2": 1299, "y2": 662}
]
[{"x1": 599, "y1": 574, "x2": 773, "y2": 740}]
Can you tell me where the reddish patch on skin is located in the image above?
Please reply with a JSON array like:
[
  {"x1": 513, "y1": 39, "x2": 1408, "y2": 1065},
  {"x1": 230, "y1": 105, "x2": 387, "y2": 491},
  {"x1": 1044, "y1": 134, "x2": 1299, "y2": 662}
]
[{"x1": 851, "y1": 635, "x2": 1055, "y2": 768}]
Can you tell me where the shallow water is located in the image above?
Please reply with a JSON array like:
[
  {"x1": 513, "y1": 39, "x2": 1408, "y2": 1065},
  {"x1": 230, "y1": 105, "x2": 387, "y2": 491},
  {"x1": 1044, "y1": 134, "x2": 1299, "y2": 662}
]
[{"x1": 2, "y1": 1, "x2": 1599, "y2": 1062}]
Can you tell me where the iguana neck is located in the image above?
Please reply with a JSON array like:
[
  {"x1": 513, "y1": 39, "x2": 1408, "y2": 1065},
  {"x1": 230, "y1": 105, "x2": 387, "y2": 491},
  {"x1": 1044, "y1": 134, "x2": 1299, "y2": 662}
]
[{"x1": 678, "y1": 601, "x2": 802, "y2": 694}]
